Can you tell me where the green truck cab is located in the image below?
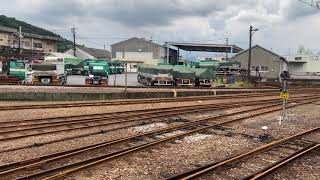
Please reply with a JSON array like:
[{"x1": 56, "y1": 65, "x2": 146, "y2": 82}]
[
  {"x1": 85, "y1": 61, "x2": 109, "y2": 86},
  {"x1": 88, "y1": 62, "x2": 109, "y2": 77},
  {"x1": 108, "y1": 61, "x2": 125, "y2": 74},
  {"x1": 8, "y1": 60, "x2": 26, "y2": 81}
]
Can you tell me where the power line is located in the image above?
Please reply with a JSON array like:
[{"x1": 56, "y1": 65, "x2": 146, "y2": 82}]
[{"x1": 298, "y1": 0, "x2": 320, "y2": 9}]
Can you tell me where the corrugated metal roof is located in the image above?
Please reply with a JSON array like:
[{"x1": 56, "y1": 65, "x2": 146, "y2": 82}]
[
  {"x1": 78, "y1": 46, "x2": 111, "y2": 59},
  {"x1": 111, "y1": 37, "x2": 163, "y2": 48}
]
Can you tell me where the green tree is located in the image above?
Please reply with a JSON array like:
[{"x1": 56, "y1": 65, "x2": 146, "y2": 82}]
[{"x1": 297, "y1": 45, "x2": 313, "y2": 55}]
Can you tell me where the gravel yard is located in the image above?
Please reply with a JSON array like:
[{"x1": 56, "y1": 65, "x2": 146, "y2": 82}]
[
  {"x1": 0, "y1": 95, "x2": 318, "y2": 180},
  {"x1": 0, "y1": 95, "x2": 283, "y2": 122},
  {"x1": 70, "y1": 101, "x2": 320, "y2": 179}
]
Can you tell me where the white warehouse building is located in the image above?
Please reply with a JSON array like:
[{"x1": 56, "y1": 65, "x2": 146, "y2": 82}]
[
  {"x1": 111, "y1": 37, "x2": 167, "y2": 72},
  {"x1": 284, "y1": 54, "x2": 320, "y2": 80}
]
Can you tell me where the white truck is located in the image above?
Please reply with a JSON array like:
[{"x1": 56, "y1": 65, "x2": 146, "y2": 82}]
[{"x1": 31, "y1": 57, "x2": 67, "y2": 85}]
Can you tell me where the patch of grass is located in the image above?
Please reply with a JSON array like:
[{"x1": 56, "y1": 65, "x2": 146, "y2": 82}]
[{"x1": 228, "y1": 81, "x2": 254, "y2": 88}]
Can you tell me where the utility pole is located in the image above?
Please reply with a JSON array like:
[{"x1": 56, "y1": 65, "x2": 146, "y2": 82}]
[
  {"x1": 71, "y1": 27, "x2": 77, "y2": 56},
  {"x1": 225, "y1": 37, "x2": 229, "y2": 61},
  {"x1": 247, "y1": 26, "x2": 259, "y2": 82},
  {"x1": 104, "y1": 44, "x2": 107, "y2": 59},
  {"x1": 18, "y1": 26, "x2": 22, "y2": 56},
  {"x1": 248, "y1": 26, "x2": 253, "y2": 82}
]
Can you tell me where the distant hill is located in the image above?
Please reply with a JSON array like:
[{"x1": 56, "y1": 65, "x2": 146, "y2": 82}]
[{"x1": 0, "y1": 15, "x2": 73, "y2": 52}]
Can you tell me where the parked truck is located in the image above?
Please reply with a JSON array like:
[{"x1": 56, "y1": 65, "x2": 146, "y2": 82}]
[
  {"x1": 109, "y1": 60, "x2": 125, "y2": 74},
  {"x1": 0, "y1": 59, "x2": 27, "y2": 84},
  {"x1": 137, "y1": 64, "x2": 174, "y2": 86},
  {"x1": 172, "y1": 66, "x2": 195, "y2": 87},
  {"x1": 64, "y1": 57, "x2": 84, "y2": 75},
  {"x1": 31, "y1": 57, "x2": 67, "y2": 85},
  {"x1": 191, "y1": 68, "x2": 215, "y2": 87},
  {"x1": 85, "y1": 61, "x2": 109, "y2": 86},
  {"x1": 8, "y1": 59, "x2": 27, "y2": 81}
]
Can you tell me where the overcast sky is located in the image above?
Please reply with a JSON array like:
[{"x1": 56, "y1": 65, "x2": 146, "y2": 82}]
[{"x1": 1, "y1": 0, "x2": 319, "y2": 55}]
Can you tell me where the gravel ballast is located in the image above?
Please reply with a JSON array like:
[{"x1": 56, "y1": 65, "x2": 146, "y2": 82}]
[{"x1": 0, "y1": 96, "x2": 318, "y2": 180}]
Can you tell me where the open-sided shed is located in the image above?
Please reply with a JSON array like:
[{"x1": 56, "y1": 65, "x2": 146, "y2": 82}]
[{"x1": 164, "y1": 42, "x2": 243, "y2": 64}]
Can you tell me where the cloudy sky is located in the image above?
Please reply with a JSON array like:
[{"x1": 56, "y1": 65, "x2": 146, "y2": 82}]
[{"x1": 1, "y1": 0, "x2": 319, "y2": 55}]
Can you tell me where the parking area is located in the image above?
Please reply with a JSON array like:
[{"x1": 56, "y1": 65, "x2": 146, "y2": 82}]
[{"x1": 67, "y1": 73, "x2": 141, "y2": 86}]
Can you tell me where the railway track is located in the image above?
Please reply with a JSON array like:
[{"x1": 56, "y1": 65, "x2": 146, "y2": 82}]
[
  {"x1": 0, "y1": 96, "x2": 318, "y2": 179},
  {"x1": 0, "y1": 89, "x2": 315, "y2": 111},
  {"x1": 0, "y1": 91, "x2": 279, "y2": 111},
  {"x1": 0, "y1": 96, "x2": 308, "y2": 154},
  {"x1": 168, "y1": 128, "x2": 319, "y2": 180},
  {"x1": 0, "y1": 95, "x2": 315, "y2": 142}
]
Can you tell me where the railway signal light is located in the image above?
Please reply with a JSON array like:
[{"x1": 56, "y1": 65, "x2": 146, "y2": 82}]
[{"x1": 280, "y1": 71, "x2": 290, "y2": 80}]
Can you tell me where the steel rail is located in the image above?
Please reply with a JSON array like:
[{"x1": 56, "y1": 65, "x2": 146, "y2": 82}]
[
  {"x1": 0, "y1": 97, "x2": 300, "y2": 141},
  {"x1": 2, "y1": 92, "x2": 314, "y2": 127},
  {"x1": 0, "y1": 93, "x2": 315, "y2": 130},
  {"x1": 1, "y1": 98, "x2": 318, "y2": 179},
  {"x1": 246, "y1": 143, "x2": 320, "y2": 180},
  {"x1": 0, "y1": 97, "x2": 299, "y2": 133},
  {"x1": 0, "y1": 96, "x2": 286, "y2": 129},
  {"x1": 0, "y1": 100, "x2": 289, "y2": 176},
  {"x1": 169, "y1": 128, "x2": 319, "y2": 180},
  {"x1": 0, "y1": 98, "x2": 301, "y2": 154}
]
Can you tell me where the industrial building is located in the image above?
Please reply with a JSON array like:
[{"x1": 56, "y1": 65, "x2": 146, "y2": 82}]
[
  {"x1": 232, "y1": 45, "x2": 285, "y2": 81},
  {"x1": 284, "y1": 54, "x2": 320, "y2": 80},
  {"x1": 111, "y1": 37, "x2": 166, "y2": 72}
]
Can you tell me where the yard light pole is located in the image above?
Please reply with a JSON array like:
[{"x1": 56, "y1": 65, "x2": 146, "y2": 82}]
[{"x1": 248, "y1": 26, "x2": 259, "y2": 82}]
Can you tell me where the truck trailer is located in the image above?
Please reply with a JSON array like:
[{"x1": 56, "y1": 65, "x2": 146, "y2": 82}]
[
  {"x1": 172, "y1": 66, "x2": 195, "y2": 87},
  {"x1": 191, "y1": 68, "x2": 215, "y2": 87},
  {"x1": 32, "y1": 57, "x2": 67, "y2": 85},
  {"x1": 137, "y1": 64, "x2": 174, "y2": 86}
]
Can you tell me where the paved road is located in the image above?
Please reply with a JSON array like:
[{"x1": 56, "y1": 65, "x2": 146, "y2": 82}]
[{"x1": 67, "y1": 73, "x2": 141, "y2": 86}]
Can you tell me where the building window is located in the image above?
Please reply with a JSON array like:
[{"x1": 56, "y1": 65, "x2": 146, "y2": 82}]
[
  {"x1": 310, "y1": 56, "x2": 314, "y2": 60},
  {"x1": 23, "y1": 41, "x2": 31, "y2": 47},
  {"x1": 315, "y1": 56, "x2": 319, "y2": 60},
  {"x1": 260, "y1": 66, "x2": 269, "y2": 72},
  {"x1": 33, "y1": 42, "x2": 43, "y2": 49},
  {"x1": 252, "y1": 66, "x2": 259, "y2": 71},
  {"x1": 295, "y1": 57, "x2": 302, "y2": 60}
]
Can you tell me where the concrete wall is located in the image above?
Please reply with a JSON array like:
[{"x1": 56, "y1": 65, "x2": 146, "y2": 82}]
[
  {"x1": 0, "y1": 89, "x2": 275, "y2": 101},
  {"x1": 232, "y1": 46, "x2": 282, "y2": 80}
]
